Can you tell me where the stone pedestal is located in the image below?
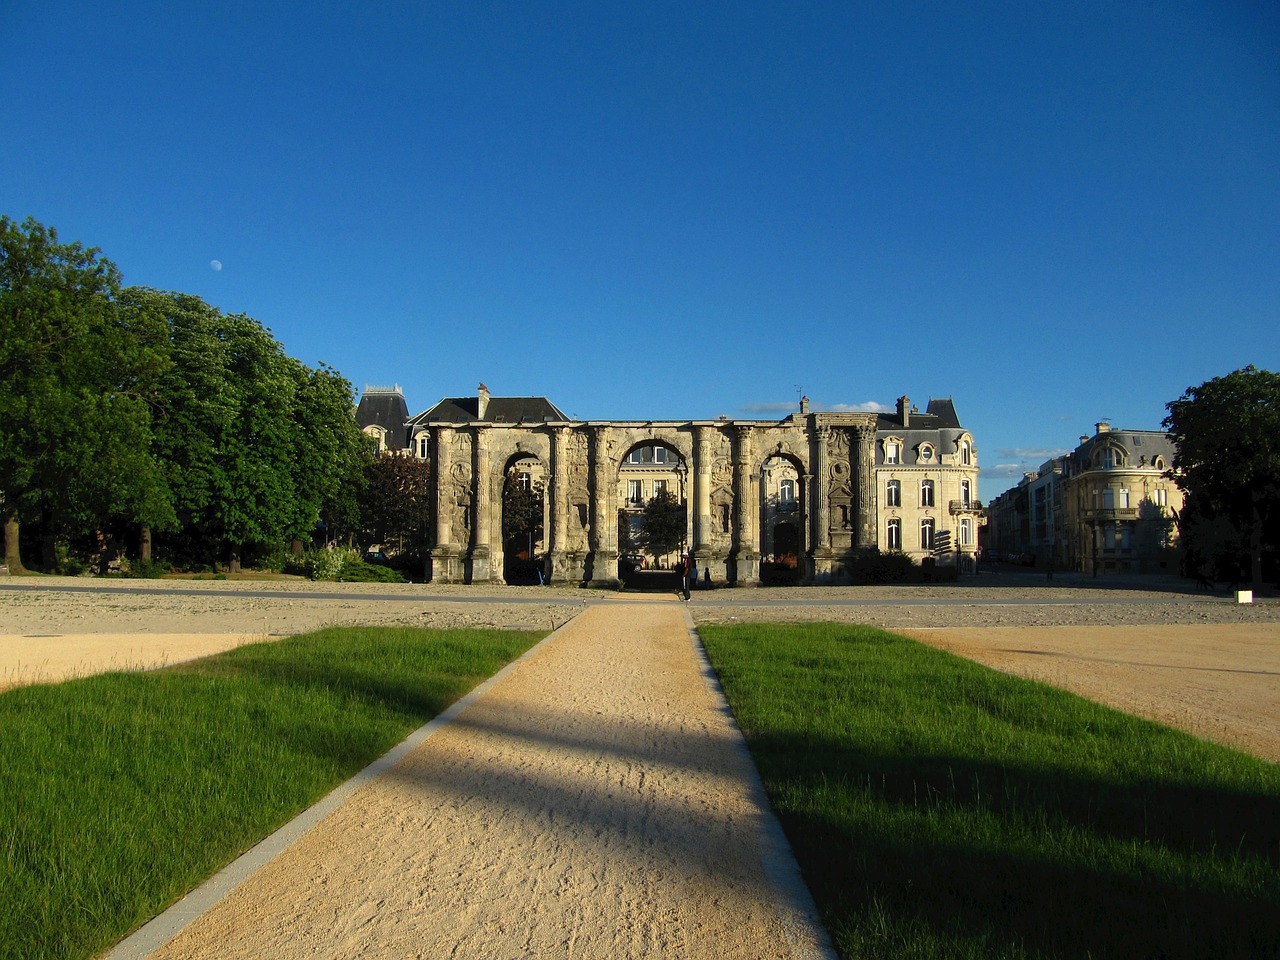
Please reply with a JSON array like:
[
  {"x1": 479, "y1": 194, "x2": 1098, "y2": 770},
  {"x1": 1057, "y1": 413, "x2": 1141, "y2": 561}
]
[
  {"x1": 466, "y1": 544, "x2": 493, "y2": 583},
  {"x1": 429, "y1": 545, "x2": 463, "y2": 584}
]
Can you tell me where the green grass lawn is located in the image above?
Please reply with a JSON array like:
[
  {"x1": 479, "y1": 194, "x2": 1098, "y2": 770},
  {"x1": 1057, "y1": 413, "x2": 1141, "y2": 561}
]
[
  {"x1": 0, "y1": 625, "x2": 544, "y2": 960},
  {"x1": 699, "y1": 622, "x2": 1280, "y2": 960}
]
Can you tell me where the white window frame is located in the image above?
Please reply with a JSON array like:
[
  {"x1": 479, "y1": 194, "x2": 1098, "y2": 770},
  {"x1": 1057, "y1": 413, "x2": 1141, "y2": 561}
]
[
  {"x1": 886, "y1": 479, "x2": 901, "y2": 507},
  {"x1": 920, "y1": 517, "x2": 935, "y2": 550},
  {"x1": 887, "y1": 518, "x2": 902, "y2": 551},
  {"x1": 920, "y1": 479, "x2": 935, "y2": 508}
]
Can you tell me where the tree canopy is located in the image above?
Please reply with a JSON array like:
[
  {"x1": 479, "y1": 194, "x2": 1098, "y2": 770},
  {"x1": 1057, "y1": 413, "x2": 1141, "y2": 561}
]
[
  {"x1": 1, "y1": 215, "x2": 372, "y2": 574},
  {"x1": 1164, "y1": 365, "x2": 1280, "y2": 587},
  {"x1": 638, "y1": 488, "x2": 687, "y2": 561},
  {"x1": 1, "y1": 216, "x2": 172, "y2": 571}
]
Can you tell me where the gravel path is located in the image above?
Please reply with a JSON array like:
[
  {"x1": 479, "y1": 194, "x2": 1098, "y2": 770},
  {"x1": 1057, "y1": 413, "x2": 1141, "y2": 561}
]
[{"x1": 111, "y1": 599, "x2": 833, "y2": 960}]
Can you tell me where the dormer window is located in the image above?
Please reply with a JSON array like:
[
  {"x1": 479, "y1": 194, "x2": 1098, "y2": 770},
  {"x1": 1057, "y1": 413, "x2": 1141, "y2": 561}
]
[
  {"x1": 959, "y1": 438, "x2": 973, "y2": 466},
  {"x1": 884, "y1": 438, "x2": 902, "y2": 464},
  {"x1": 1100, "y1": 447, "x2": 1124, "y2": 469},
  {"x1": 918, "y1": 444, "x2": 934, "y2": 463}
]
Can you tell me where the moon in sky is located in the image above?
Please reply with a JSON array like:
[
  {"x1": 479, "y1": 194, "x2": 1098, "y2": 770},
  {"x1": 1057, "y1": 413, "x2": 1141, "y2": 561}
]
[{"x1": 210, "y1": 260, "x2": 223, "y2": 271}]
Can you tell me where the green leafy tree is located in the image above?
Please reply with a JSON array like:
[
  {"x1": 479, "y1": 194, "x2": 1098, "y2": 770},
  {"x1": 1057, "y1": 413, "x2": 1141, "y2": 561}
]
[
  {"x1": 1164, "y1": 366, "x2": 1280, "y2": 587},
  {"x1": 133, "y1": 288, "x2": 365, "y2": 570},
  {"x1": 502, "y1": 471, "x2": 544, "y2": 560},
  {"x1": 358, "y1": 452, "x2": 433, "y2": 563},
  {"x1": 0, "y1": 216, "x2": 172, "y2": 572},
  {"x1": 638, "y1": 488, "x2": 686, "y2": 562}
]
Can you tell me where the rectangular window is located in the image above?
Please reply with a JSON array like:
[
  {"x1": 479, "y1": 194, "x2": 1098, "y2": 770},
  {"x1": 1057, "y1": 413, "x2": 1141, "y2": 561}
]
[
  {"x1": 886, "y1": 480, "x2": 900, "y2": 507},
  {"x1": 627, "y1": 480, "x2": 642, "y2": 504},
  {"x1": 887, "y1": 519, "x2": 901, "y2": 551},
  {"x1": 959, "y1": 518, "x2": 972, "y2": 545},
  {"x1": 920, "y1": 480, "x2": 935, "y2": 508},
  {"x1": 920, "y1": 518, "x2": 935, "y2": 550},
  {"x1": 1119, "y1": 488, "x2": 1130, "y2": 508},
  {"x1": 654, "y1": 479, "x2": 668, "y2": 498},
  {"x1": 885, "y1": 442, "x2": 900, "y2": 465}
]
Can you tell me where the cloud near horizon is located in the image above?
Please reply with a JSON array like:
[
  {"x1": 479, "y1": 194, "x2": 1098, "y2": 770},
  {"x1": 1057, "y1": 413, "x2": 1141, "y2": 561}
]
[
  {"x1": 997, "y1": 447, "x2": 1071, "y2": 460},
  {"x1": 741, "y1": 400, "x2": 892, "y2": 415}
]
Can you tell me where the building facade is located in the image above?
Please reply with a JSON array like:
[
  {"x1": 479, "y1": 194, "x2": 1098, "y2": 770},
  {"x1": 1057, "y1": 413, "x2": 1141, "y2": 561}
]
[
  {"x1": 985, "y1": 422, "x2": 1182, "y2": 574},
  {"x1": 361, "y1": 384, "x2": 981, "y2": 586}
]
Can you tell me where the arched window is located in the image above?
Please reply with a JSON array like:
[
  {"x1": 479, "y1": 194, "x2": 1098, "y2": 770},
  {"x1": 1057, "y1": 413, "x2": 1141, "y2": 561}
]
[
  {"x1": 887, "y1": 518, "x2": 902, "y2": 551},
  {"x1": 920, "y1": 479, "x2": 935, "y2": 507},
  {"x1": 960, "y1": 438, "x2": 972, "y2": 465},
  {"x1": 886, "y1": 479, "x2": 901, "y2": 507},
  {"x1": 920, "y1": 517, "x2": 935, "y2": 550}
]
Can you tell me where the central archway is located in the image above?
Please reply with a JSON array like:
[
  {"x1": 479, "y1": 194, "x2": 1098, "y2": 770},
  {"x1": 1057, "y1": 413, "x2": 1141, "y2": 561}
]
[
  {"x1": 617, "y1": 440, "x2": 689, "y2": 590},
  {"x1": 760, "y1": 453, "x2": 805, "y2": 584},
  {"x1": 501, "y1": 454, "x2": 545, "y2": 584}
]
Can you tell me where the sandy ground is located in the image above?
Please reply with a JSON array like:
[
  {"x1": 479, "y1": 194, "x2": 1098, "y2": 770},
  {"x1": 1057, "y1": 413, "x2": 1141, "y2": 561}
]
[
  {"x1": 115, "y1": 600, "x2": 830, "y2": 960},
  {"x1": 3, "y1": 572, "x2": 1277, "y2": 958},
  {"x1": 0, "y1": 577, "x2": 593, "y2": 689},
  {"x1": 3, "y1": 574, "x2": 1278, "y2": 764}
]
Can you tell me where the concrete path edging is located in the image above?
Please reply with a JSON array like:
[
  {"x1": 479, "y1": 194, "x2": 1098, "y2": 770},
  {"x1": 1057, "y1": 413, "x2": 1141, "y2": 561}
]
[
  {"x1": 101, "y1": 620, "x2": 573, "y2": 960},
  {"x1": 682, "y1": 606, "x2": 839, "y2": 960}
]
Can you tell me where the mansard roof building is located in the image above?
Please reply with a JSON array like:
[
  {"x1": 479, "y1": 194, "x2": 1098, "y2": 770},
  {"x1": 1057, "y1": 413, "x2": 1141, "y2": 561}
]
[
  {"x1": 363, "y1": 384, "x2": 981, "y2": 586},
  {"x1": 985, "y1": 422, "x2": 1182, "y2": 575}
]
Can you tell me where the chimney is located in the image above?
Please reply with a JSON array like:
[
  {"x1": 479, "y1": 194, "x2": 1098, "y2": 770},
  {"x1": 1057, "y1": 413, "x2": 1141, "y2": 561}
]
[
  {"x1": 1095, "y1": 421, "x2": 1110, "y2": 435},
  {"x1": 477, "y1": 383, "x2": 490, "y2": 419},
  {"x1": 800, "y1": 395, "x2": 809, "y2": 415},
  {"x1": 897, "y1": 396, "x2": 910, "y2": 428}
]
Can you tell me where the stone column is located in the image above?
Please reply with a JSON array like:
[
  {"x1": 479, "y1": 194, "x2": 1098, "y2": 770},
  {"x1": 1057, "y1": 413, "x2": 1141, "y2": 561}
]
[
  {"x1": 469, "y1": 427, "x2": 493, "y2": 582},
  {"x1": 587, "y1": 425, "x2": 618, "y2": 587},
  {"x1": 855, "y1": 424, "x2": 878, "y2": 551},
  {"x1": 693, "y1": 425, "x2": 713, "y2": 552},
  {"x1": 732, "y1": 424, "x2": 759, "y2": 585},
  {"x1": 813, "y1": 425, "x2": 832, "y2": 552},
  {"x1": 431, "y1": 427, "x2": 460, "y2": 583},
  {"x1": 548, "y1": 426, "x2": 571, "y2": 584}
]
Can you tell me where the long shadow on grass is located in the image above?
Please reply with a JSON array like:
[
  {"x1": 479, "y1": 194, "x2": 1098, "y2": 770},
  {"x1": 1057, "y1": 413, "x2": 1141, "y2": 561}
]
[{"x1": 755, "y1": 733, "x2": 1280, "y2": 960}]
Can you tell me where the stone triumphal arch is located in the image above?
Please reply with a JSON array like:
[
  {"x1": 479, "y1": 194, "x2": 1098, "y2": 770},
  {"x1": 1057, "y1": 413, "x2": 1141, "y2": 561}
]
[{"x1": 414, "y1": 404, "x2": 879, "y2": 587}]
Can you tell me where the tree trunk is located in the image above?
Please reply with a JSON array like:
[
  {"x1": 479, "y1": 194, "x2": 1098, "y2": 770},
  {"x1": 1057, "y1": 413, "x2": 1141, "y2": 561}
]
[
  {"x1": 3, "y1": 510, "x2": 26, "y2": 574},
  {"x1": 228, "y1": 543, "x2": 241, "y2": 574},
  {"x1": 140, "y1": 526, "x2": 152, "y2": 562}
]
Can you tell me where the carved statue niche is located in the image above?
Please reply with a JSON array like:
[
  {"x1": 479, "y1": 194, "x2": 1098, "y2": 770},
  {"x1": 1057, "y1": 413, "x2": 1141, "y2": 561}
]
[
  {"x1": 449, "y1": 459, "x2": 473, "y2": 546},
  {"x1": 566, "y1": 432, "x2": 591, "y2": 548}
]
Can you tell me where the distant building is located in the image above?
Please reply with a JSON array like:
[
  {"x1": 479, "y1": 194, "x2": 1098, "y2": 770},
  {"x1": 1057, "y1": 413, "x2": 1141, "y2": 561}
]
[
  {"x1": 986, "y1": 422, "x2": 1182, "y2": 574},
  {"x1": 354, "y1": 385, "x2": 411, "y2": 453},
  {"x1": 359, "y1": 383, "x2": 982, "y2": 585},
  {"x1": 874, "y1": 396, "x2": 983, "y2": 566}
]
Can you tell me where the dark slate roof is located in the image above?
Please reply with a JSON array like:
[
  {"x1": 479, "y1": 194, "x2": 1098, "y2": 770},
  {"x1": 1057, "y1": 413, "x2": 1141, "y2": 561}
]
[
  {"x1": 355, "y1": 388, "x2": 411, "y2": 449},
  {"x1": 875, "y1": 397, "x2": 964, "y2": 432},
  {"x1": 411, "y1": 395, "x2": 569, "y2": 425}
]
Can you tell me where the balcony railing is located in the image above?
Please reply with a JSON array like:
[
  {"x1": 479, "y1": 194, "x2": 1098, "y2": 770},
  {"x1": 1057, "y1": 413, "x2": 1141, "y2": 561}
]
[
  {"x1": 949, "y1": 499, "x2": 985, "y2": 515},
  {"x1": 1084, "y1": 507, "x2": 1138, "y2": 520}
]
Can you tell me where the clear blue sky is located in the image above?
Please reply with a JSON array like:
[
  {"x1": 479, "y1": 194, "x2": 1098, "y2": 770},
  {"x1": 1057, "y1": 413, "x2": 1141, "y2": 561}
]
[{"x1": 4, "y1": 1, "x2": 1277, "y2": 497}]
